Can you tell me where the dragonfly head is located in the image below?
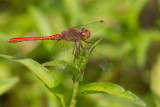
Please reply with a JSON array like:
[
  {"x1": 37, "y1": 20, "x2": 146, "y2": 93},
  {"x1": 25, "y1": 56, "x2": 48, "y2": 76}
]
[{"x1": 81, "y1": 28, "x2": 90, "y2": 40}]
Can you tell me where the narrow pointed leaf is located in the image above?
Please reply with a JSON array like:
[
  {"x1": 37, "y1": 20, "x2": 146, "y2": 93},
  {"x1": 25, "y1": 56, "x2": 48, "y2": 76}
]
[
  {"x1": 0, "y1": 54, "x2": 59, "y2": 88},
  {"x1": 43, "y1": 60, "x2": 80, "y2": 78},
  {"x1": 46, "y1": 84, "x2": 66, "y2": 107},
  {"x1": 0, "y1": 54, "x2": 66, "y2": 107},
  {"x1": 78, "y1": 82, "x2": 146, "y2": 106}
]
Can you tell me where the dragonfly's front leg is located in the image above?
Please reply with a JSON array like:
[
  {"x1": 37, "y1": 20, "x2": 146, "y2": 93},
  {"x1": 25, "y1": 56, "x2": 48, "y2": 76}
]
[
  {"x1": 79, "y1": 41, "x2": 91, "y2": 51},
  {"x1": 83, "y1": 40, "x2": 94, "y2": 44}
]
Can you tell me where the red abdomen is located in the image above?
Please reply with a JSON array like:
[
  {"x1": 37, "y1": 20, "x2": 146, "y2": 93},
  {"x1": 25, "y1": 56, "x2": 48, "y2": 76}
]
[{"x1": 6, "y1": 34, "x2": 61, "y2": 43}]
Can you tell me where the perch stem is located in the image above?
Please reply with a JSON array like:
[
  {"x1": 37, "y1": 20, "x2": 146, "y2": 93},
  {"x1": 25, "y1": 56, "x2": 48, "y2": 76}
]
[{"x1": 69, "y1": 80, "x2": 79, "y2": 107}]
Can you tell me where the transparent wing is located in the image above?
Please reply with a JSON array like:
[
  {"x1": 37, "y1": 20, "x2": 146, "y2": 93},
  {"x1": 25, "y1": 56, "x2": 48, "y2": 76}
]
[
  {"x1": 51, "y1": 40, "x2": 75, "y2": 62},
  {"x1": 50, "y1": 21, "x2": 105, "y2": 62},
  {"x1": 72, "y1": 20, "x2": 105, "y2": 39},
  {"x1": 89, "y1": 51, "x2": 113, "y2": 72}
]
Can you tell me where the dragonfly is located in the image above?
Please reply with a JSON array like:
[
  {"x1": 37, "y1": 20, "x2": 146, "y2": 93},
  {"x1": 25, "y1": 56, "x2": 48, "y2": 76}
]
[
  {"x1": 6, "y1": 20, "x2": 104, "y2": 57},
  {"x1": 6, "y1": 20, "x2": 112, "y2": 71}
]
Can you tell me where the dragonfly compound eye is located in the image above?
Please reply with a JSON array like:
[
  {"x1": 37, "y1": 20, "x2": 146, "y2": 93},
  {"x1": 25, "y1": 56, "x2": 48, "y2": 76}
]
[{"x1": 81, "y1": 28, "x2": 90, "y2": 40}]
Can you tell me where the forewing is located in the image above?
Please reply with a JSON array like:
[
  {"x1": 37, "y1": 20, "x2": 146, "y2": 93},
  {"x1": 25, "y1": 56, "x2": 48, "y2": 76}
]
[{"x1": 73, "y1": 20, "x2": 104, "y2": 39}]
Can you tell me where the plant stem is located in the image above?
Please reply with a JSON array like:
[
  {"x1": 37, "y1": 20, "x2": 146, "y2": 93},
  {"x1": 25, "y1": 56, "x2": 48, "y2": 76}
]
[{"x1": 69, "y1": 80, "x2": 79, "y2": 107}]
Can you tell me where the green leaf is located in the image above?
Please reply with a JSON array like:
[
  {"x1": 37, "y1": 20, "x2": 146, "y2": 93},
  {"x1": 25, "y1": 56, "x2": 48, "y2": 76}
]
[
  {"x1": 134, "y1": 32, "x2": 151, "y2": 67},
  {"x1": 0, "y1": 54, "x2": 66, "y2": 107},
  {"x1": 78, "y1": 82, "x2": 146, "y2": 106},
  {"x1": 46, "y1": 84, "x2": 66, "y2": 107},
  {"x1": 0, "y1": 77, "x2": 19, "y2": 96},
  {"x1": 43, "y1": 60, "x2": 80, "y2": 78},
  {"x1": 0, "y1": 54, "x2": 60, "y2": 88}
]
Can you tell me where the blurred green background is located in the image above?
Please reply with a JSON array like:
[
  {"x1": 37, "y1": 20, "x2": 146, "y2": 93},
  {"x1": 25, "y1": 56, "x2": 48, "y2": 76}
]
[{"x1": 0, "y1": 0, "x2": 160, "y2": 107}]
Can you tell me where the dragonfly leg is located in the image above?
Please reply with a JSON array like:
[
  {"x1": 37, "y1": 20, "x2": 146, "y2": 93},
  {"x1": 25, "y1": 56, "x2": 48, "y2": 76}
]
[
  {"x1": 78, "y1": 43, "x2": 81, "y2": 55},
  {"x1": 72, "y1": 42, "x2": 76, "y2": 55},
  {"x1": 80, "y1": 41, "x2": 91, "y2": 51},
  {"x1": 75, "y1": 41, "x2": 79, "y2": 57},
  {"x1": 80, "y1": 41, "x2": 85, "y2": 49},
  {"x1": 72, "y1": 41, "x2": 80, "y2": 59}
]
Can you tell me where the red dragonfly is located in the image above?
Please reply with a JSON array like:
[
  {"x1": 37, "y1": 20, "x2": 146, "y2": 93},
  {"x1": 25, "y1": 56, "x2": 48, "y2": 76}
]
[
  {"x1": 6, "y1": 20, "x2": 104, "y2": 57},
  {"x1": 6, "y1": 20, "x2": 113, "y2": 71}
]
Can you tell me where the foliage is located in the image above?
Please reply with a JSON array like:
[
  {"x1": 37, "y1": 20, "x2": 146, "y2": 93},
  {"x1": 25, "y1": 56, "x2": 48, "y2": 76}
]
[
  {"x1": 0, "y1": 0, "x2": 160, "y2": 107},
  {"x1": 0, "y1": 39, "x2": 145, "y2": 107}
]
